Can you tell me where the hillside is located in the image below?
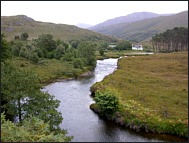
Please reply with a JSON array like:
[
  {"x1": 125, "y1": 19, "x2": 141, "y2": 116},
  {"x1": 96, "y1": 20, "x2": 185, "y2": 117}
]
[
  {"x1": 1, "y1": 15, "x2": 118, "y2": 42},
  {"x1": 89, "y1": 12, "x2": 174, "y2": 30},
  {"x1": 90, "y1": 11, "x2": 188, "y2": 42}
]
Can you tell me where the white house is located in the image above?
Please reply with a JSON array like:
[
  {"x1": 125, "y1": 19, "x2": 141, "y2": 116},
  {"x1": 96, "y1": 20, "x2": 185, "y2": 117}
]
[{"x1": 132, "y1": 44, "x2": 143, "y2": 50}]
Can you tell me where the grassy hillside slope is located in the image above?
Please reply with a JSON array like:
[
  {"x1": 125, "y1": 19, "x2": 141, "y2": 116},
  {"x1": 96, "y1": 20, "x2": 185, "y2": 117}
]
[
  {"x1": 1, "y1": 15, "x2": 118, "y2": 42},
  {"x1": 92, "y1": 11, "x2": 188, "y2": 42}
]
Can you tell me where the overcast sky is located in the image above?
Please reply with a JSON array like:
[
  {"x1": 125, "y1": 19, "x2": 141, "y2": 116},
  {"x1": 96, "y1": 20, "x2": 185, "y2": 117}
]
[{"x1": 1, "y1": 1, "x2": 188, "y2": 26}]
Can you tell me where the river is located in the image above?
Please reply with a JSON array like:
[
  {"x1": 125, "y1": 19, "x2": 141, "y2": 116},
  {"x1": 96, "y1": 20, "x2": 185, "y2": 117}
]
[{"x1": 41, "y1": 57, "x2": 187, "y2": 142}]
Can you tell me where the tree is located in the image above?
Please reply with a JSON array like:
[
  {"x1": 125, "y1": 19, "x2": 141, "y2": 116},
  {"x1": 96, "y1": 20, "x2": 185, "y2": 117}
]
[
  {"x1": 116, "y1": 40, "x2": 132, "y2": 51},
  {"x1": 99, "y1": 48, "x2": 104, "y2": 56},
  {"x1": 1, "y1": 34, "x2": 12, "y2": 62},
  {"x1": 71, "y1": 40, "x2": 80, "y2": 49},
  {"x1": 78, "y1": 41, "x2": 96, "y2": 67},
  {"x1": 100, "y1": 41, "x2": 109, "y2": 49},
  {"x1": 29, "y1": 52, "x2": 39, "y2": 63},
  {"x1": 36, "y1": 34, "x2": 57, "y2": 53},
  {"x1": 21, "y1": 32, "x2": 29, "y2": 40},
  {"x1": 1, "y1": 63, "x2": 64, "y2": 132}
]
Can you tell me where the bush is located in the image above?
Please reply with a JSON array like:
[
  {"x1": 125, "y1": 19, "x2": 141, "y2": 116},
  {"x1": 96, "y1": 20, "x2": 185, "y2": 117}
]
[
  {"x1": 34, "y1": 48, "x2": 44, "y2": 58},
  {"x1": 73, "y1": 58, "x2": 83, "y2": 69},
  {"x1": 11, "y1": 45, "x2": 20, "y2": 56},
  {"x1": 99, "y1": 48, "x2": 104, "y2": 56},
  {"x1": 63, "y1": 53, "x2": 72, "y2": 61},
  {"x1": 1, "y1": 113, "x2": 73, "y2": 142},
  {"x1": 19, "y1": 46, "x2": 27, "y2": 57},
  {"x1": 29, "y1": 52, "x2": 39, "y2": 63},
  {"x1": 46, "y1": 51, "x2": 55, "y2": 59},
  {"x1": 93, "y1": 88, "x2": 119, "y2": 115}
]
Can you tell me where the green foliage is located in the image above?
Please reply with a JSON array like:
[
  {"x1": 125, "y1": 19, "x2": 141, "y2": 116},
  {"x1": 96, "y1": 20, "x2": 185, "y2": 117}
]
[
  {"x1": 70, "y1": 40, "x2": 80, "y2": 49},
  {"x1": 93, "y1": 88, "x2": 119, "y2": 115},
  {"x1": 78, "y1": 41, "x2": 97, "y2": 67},
  {"x1": 151, "y1": 27, "x2": 188, "y2": 53},
  {"x1": 1, "y1": 34, "x2": 12, "y2": 62},
  {"x1": 63, "y1": 53, "x2": 73, "y2": 61},
  {"x1": 21, "y1": 32, "x2": 29, "y2": 40},
  {"x1": 99, "y1": 48, "x2": 104, "y2": 56},
  {"x1": 36, "y1": 34, "x2": 57, "y2": 52},
  {"x1": 46, "y1": 51, "x2": 55, "y2": 59},
  {"x1": 11, "y1": 45, "x2": 20, "y2": 56},
  {"x1": 19, "y1": 46, "x2": 27, "y2": 57},
  {"x1": 14, "y1": 35, "x2": 20, "y2": 40},
  {"x1": 116, "y1": 40, "x2": 132, "y2": 50},
  {"x1": 34, "y1": 48, "x2": 44, "y2": 58},
  {"x1": 54, "y1": 45, "x2": 65, "y2": 59},
  {"x1": 73, "y1": 58, "x2": 83, "y2": 69},
  {"x1": 100, "y1": 41, "x2": 109, "y2": 49},
  {"x1": 1, "y1": 63, "x2": 64, "y2": 132},
  {"x1": 1, "y1": 113, "x2": 73, "y2": 142},
  {"x1": 29, "y1": 52, "x2": 39, "y2": 63}
]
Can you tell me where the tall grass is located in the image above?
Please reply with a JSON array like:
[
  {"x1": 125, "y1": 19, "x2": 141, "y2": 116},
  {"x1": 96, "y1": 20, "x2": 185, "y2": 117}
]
[{"x1": 91, "y1": 52, "x2": 188, "y2": 137}]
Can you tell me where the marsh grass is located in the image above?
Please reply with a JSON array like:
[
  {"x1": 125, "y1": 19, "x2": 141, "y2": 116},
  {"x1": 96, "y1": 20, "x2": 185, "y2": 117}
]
[
  {"x1": 91, "y1": 52, "x2": 188, "y2": 137},
  {"x1": 11, "y1": 57, "x2": 87, "y2": 83}
]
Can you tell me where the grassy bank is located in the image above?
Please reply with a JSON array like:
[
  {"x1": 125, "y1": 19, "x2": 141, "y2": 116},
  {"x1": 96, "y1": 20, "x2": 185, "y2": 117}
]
[
  {"x1": 95, "y1": 50, "x2": 152, "y2": 60},
  {"x1": 90, "y1": 52, "x2": 188, "y2": 138},
  {"x1": 11, "y1": 57, "x2": 91, "y2": 83}
]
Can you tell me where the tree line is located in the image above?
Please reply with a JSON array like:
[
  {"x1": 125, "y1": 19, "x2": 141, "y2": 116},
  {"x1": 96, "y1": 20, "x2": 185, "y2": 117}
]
[{"x1": 150, "y1": 27, "x2": 188, "y2": 53}]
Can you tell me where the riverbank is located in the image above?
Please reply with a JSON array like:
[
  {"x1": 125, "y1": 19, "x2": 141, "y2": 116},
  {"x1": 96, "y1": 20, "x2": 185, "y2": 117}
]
[
  {"x1": 90, "y1": 52, "x2": 188, "y2": 139},
  {"x1": 11, "y1": 57, "x2": 93, "y2": 84},
  {"x1": 95, "y1": 50, "x2": 152, "y2": 60}
]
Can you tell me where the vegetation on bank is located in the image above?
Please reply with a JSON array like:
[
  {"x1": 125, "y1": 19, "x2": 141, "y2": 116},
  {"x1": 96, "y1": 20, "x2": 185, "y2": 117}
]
[
  {"x1": 90, "y1": 52, "x2": 188, "y2": 138},
  {"x1": 1, "y1": 34, "x2": 73, "y2": 142}
]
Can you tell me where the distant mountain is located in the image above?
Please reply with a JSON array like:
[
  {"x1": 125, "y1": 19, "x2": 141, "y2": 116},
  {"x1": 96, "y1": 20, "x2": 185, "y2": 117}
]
[
  {"x1": 89, "y1": 11, "x2": 188, "y2": 42},
  {"x1": 89, "y1": 12, "x2": 174, "y2": 31},
  {"x1": 76, "y1": 23, "x2": 93, "y2": 29},
  {"x1": 1, "y1": 15, "x2": 118, "y2": 42}
]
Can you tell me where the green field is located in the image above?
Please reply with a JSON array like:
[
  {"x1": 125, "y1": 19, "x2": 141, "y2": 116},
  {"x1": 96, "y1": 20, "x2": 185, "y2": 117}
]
[{"x1": 91, "y1": 52, "x2": 188, "y2": 137}]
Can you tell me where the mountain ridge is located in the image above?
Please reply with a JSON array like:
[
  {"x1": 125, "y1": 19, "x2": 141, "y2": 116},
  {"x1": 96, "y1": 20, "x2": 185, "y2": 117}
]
[
  {"x1": 89, "y1": 12, "x2": 174, "y2": 30},
  {"x1": 1, "y1": 15, "x2": 118, "y2": 43},
  {"x1": 89, "y1": 11, "x2": 188, "y2": 42}
]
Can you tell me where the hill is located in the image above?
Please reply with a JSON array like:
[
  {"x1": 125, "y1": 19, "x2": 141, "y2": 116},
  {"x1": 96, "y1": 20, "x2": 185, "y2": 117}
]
[
  {"x1": 1, "y1": 15, "x2": 118, "y2": 42},
  {"x1": 89, "y1": 12, "x2": 174, "y2": 30},
  {"x1": 90, "y1": 11, "x2": 188, "y2": 42}
]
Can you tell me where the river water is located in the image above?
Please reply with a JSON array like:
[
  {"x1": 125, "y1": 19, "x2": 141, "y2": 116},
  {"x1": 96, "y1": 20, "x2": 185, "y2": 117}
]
[{"x1": 41, "y1": 58, "x2": 187, "y2": 142}]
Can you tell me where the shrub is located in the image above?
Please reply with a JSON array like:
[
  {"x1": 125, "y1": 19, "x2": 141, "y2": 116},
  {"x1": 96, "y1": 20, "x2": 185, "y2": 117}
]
[
  {"x1": 11, "y1": 45, "x2": 20, "y2": 56},
  {"x1": 63, "y1": 53, "x2": 72, "y2": 61},
  {"x1": 99, "y1": 48, "x2": 104, "y2": 56},
  {"x1": 1, "y1": 113, "x2": 73, "y2": 142},
  {"x1": 14, "y1": 35, "x2": 19, "y2": 40},
  {"x1": 93, "y1": 88, "x2": 119, "y2": 115},
  {"x1": 73, "y1": 58, "x2": 83, "y2": 69},
  {"x1": 19, "y1": 46, "x2": 27, "y2": 57},
  {"x1": 29, "y1": 52, "x2": 39, "y2": 63},
  {"x1": 34, "y1": 48, "x2": 44, "y2": 58},
  {"x1": 46, "y1": 51, "x2": 55, "y2": 59}
]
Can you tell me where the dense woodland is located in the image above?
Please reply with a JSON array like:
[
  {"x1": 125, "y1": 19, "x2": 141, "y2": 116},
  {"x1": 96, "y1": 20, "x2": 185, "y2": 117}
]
[{"x1": 151, "y1": 27, "x2": 188, "y2": 53}]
